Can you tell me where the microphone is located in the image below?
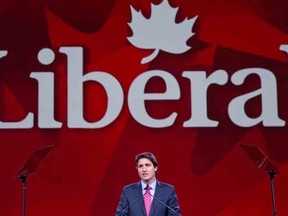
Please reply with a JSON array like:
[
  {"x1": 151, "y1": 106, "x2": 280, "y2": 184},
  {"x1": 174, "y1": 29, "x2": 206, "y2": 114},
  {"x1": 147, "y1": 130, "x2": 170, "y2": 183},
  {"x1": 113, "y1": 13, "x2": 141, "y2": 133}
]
[
  {"x1": 150, "y1": 193, "x2": 176, "y2": 214},
  {"x1": 144, "y1": 185, "x2": 177, "y2": 214},
  {"x1": 121, "y1": 195, "x2": 144, "y2": 216}
]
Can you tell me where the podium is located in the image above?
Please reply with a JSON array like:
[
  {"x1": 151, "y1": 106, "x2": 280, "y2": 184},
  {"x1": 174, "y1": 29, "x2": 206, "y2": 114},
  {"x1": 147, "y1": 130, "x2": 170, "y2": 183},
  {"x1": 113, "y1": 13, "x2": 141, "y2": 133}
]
[
  {"x1": 240, "y1": 144, "x2": 279, "y2": 216},
  {"x1": 14, "y1": 145, "x2": 55, "y2": 216}
]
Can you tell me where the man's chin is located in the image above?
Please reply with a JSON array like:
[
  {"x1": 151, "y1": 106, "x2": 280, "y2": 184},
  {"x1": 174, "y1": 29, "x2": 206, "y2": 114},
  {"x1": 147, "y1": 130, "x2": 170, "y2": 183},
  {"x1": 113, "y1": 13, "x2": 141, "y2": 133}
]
[{"x1": 141, "y1": 178, "x2": 150, "y2": 182}]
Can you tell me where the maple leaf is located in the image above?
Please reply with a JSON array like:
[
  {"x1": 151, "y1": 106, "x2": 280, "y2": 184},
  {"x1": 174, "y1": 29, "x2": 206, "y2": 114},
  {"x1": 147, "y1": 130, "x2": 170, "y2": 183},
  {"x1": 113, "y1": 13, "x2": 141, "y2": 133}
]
[{"x1": 128, "y1": 0, "x2": 198, "y2": 64}]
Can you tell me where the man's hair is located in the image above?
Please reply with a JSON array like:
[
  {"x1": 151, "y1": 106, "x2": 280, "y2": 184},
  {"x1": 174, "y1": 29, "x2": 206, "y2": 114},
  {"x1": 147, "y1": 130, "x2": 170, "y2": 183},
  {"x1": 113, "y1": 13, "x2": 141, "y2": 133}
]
[{"x1": 135, "y1": 152, "x2": 158, "y2": 168}]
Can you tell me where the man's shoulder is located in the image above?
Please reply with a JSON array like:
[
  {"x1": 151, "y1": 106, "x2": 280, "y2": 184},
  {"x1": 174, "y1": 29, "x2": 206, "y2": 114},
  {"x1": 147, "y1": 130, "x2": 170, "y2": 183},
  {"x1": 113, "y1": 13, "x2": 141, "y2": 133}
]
[
  {"x1": 156, "y1": 181, "x2": 175, "y2": 190},
  {"x1": 156, "y1": 181, "x2": 175, "y2": 193},
  {"x1": 123, "y1": 182, "x2": 141, "y2": 190}
]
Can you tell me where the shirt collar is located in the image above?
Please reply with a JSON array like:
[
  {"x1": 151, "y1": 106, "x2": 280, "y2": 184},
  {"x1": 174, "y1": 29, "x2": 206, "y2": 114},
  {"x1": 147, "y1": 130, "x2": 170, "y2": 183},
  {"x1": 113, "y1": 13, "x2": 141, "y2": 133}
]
[{"x1": 141, "y1": 179, "x2": 157, "y2": 191}]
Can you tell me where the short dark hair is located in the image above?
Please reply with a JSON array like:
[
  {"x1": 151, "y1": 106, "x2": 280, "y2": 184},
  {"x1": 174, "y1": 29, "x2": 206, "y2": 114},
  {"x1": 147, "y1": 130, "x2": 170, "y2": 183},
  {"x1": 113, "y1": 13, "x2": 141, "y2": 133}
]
[{"x1": 135, "y1": 152, "x2": 158, "y2": 168}]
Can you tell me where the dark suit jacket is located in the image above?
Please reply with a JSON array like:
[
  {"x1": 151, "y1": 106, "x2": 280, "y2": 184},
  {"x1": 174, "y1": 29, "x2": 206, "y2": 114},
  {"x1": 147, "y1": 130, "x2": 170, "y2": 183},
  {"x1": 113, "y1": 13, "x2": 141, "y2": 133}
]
[{"x1": 115, "y1": 181, "x2": 181, "y2": 216}]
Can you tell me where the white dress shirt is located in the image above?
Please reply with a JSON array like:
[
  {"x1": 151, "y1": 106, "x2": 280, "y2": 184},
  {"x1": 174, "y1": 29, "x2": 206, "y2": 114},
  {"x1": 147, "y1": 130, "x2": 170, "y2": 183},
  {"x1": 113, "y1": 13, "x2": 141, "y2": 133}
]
[{"x1": 141, "y1": 179, "x2": 156, "y2": 201}]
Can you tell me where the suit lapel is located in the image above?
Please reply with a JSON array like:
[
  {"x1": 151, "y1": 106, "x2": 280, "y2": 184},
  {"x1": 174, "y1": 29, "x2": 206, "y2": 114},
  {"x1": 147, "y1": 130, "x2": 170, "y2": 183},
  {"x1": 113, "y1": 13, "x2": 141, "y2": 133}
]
[
  {"x1": 136, "y1": 181, "x2": 146, "y2": 216},
  {"x1": 150, "y1": 181, "x2": 162, "y2": 216}
]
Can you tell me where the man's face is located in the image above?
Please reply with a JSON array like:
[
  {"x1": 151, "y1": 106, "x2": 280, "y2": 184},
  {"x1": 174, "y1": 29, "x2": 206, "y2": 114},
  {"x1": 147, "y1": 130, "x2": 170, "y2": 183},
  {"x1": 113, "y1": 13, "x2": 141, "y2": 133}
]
[{"x1": 137, "y1": 158, "x2": 157, "y2": 183}]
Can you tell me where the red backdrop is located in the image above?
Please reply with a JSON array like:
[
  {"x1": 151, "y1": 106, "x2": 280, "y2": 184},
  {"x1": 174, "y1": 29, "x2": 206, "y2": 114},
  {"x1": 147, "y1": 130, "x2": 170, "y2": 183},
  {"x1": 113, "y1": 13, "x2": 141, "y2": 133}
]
[{"x1": 0, "y1": 0, "x2": 288, "y2": 215}]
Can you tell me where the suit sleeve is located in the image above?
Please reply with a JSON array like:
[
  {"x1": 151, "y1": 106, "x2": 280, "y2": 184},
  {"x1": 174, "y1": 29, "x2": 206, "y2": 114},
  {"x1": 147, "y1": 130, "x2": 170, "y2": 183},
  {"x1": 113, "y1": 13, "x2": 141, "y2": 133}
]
[
  {"x1": 167, "y1": 187, "x2": 182, "y2": 216},
  {"x1": 115, "y1": 188, "x2": 129, "y2": 216}
]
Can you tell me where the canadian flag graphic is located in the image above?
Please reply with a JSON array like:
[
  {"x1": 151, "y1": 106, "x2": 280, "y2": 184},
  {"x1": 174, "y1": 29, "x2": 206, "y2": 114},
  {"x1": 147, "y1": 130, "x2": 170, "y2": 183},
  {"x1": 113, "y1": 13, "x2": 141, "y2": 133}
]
[{"x1": 128, "y1": 0, "x2": 198, "y2": 64}]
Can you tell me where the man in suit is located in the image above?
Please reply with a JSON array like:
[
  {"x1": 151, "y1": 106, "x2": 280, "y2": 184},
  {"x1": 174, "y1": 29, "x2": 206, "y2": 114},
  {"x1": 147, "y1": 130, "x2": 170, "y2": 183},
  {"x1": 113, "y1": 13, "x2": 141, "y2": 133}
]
[{"x1": 115, "y1": 152, "x2": 181, "y2": 216}]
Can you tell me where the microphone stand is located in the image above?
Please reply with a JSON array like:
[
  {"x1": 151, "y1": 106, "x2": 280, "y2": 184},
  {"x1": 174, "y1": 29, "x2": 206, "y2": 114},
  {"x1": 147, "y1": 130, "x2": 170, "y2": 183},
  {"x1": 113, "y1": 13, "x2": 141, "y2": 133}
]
[
  {"x1": 19, "y1": 175, "x2": 27, "y2": 216},
  {"x1": 268, "y1": 171, "x2": 277, "y2": 216},
  {"x1": 120, "y1": 196, "x2": 144, "y2": 216},
  {"x1": 149, "y1": 193, "x2": 176, "y2": 214}
]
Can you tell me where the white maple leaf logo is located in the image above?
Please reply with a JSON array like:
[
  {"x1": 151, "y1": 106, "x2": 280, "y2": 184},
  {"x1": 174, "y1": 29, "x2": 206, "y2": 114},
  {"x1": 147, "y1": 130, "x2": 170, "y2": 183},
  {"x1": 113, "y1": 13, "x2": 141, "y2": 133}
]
[{"x1": 128, "y1": 0, "x2": 198, "y2": 64}]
